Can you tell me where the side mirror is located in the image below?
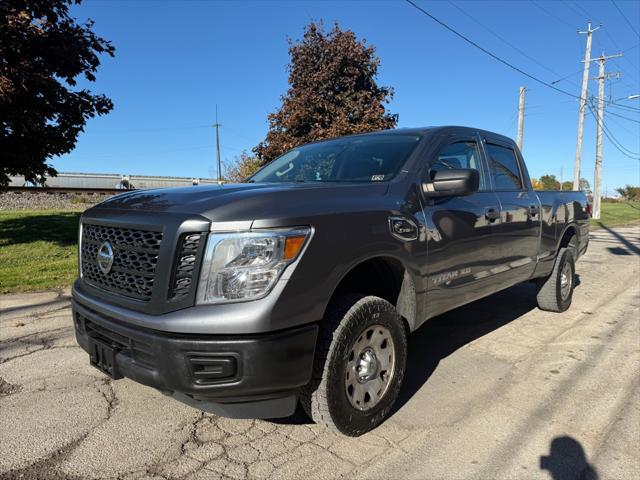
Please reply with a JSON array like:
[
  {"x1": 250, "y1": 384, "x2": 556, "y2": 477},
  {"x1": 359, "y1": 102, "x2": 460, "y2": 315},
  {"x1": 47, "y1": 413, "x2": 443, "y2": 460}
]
[{"x1": 422, "y1": 168, "x2": 479, "y2": 197}]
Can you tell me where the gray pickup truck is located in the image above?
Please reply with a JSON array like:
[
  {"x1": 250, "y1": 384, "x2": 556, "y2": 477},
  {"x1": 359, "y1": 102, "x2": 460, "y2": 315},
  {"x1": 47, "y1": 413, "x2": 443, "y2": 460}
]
[{"x1": 72, "y1": 126, "x2": 589, "y2": 436}]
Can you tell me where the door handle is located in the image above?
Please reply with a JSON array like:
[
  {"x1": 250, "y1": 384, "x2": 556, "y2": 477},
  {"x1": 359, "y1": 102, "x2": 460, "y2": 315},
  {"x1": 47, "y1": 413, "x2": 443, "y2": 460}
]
[
  {"x1": 485, "y1": 207, "x2": 500, "y2": 222},
  {"x1": 529, "y1": 205, "x2": 539, "y2": 217}
]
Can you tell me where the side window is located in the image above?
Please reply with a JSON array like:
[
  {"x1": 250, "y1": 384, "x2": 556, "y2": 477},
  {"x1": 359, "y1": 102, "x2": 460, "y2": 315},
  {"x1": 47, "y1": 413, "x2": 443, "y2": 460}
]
[
  {"x1": 428, "y1": 141, "x2": 485, "y2": 190},
  {"x1": 486, "y1": 143, "x2": 523, "y2": 190}
]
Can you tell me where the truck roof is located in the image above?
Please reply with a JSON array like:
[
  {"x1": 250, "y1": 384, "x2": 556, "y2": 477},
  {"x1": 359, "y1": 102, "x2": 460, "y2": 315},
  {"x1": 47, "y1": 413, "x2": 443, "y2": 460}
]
[{"x1": 340, "y1": 126, "x2": 516, "y2": 145}]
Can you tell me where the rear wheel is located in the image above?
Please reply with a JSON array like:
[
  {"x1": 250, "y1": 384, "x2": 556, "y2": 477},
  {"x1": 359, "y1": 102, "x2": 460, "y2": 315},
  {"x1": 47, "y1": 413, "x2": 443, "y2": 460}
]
[
  {"x1": 536, "y1": 247, "x2": 575, "y2": 312},
  {"x1": 300, "y1": 295, "x2": 407, "y2": 436}
]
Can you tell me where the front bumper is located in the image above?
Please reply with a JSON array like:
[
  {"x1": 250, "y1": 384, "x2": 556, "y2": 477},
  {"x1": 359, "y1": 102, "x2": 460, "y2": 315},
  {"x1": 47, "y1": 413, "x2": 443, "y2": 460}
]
[{"x1": 72, "y1": 296, "x2": 318, "y2": 418}]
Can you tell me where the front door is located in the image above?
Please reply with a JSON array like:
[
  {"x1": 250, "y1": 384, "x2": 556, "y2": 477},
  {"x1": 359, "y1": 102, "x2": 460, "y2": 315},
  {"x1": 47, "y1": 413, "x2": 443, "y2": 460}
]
[
  {"x1": 482, "y1": 138, "x2": 540, "y2": 284},
  {"x1": 421, "y1": 135, "x2": 504, "y2": 319}
]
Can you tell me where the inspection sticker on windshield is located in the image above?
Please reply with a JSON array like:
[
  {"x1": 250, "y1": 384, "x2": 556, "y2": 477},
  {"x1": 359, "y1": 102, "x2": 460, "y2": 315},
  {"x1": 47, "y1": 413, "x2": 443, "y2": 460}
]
[{"x1": 371, "y1": 175, "x2": 385, "y2": 181}]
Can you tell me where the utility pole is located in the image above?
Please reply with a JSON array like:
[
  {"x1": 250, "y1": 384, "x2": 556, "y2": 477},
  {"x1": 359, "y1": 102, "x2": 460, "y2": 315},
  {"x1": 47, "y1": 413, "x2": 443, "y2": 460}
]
[
  {"x1": 517, "y1": 86, "x2": 526, "y2": 151},
  {"x1": 213, "y1": 105, "x2": 223, "y2": 184},
  {"x1": 573, "y1": 23, "x2": 600, "y2": 190},
  {"x1": 592, "y1": 53, "x2": 622, "y2": 220}
]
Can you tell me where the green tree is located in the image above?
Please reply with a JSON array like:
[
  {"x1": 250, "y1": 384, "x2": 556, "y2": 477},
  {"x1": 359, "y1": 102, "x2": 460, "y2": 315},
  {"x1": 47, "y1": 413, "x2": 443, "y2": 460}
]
[
  {"x1": 561, "y1": 181, "x2": 573, "y2": 191},
  {"x1": 539, "y1": 174, "x2": 561, "y2": 190},
  {"x1": 254, "y1": 21, "x2": 397, "y2": 163},
  {"x1": 0, "y1": 0, "x2": 115, "y2": 187}
]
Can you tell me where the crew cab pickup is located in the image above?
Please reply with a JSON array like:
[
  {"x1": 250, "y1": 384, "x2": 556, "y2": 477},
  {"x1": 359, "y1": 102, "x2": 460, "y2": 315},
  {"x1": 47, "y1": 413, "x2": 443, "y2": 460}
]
[{"x1": 72, "y1": 126, "x2": 589, "y2": 436}]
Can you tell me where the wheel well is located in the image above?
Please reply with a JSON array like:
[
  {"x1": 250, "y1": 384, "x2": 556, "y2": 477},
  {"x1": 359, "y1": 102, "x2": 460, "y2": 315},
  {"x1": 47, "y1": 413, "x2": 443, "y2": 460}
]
[
  {"x1": 328, "y1": 257, "x2": 416, "y2": 330},
  {"x1": 559, "y1": 225, "x2": 578, "y2": 250}
]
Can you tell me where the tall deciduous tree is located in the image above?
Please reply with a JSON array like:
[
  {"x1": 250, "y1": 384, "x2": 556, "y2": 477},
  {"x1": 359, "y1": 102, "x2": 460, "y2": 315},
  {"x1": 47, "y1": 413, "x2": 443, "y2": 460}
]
[
  {"x1": 0, "y1": 0, "x2": 115, "y2": 186},
  {"x1": 254, "y1": 21, "x2": 397, "y2": 163}
]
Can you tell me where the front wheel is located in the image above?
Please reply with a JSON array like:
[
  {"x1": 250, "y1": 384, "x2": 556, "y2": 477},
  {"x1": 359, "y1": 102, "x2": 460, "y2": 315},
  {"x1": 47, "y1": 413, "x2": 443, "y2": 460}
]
[
  {"x1": 536, "y1": 247, "x2": 576, "y2": 312},
  {"x1": 300, "y1": 295, "x2": 407, "y2": 436}
]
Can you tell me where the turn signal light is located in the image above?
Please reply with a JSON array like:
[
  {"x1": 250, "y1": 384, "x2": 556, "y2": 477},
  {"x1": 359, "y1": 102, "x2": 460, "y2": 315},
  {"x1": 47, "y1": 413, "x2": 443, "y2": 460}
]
[{"x1": 284, "y1": 235, "x2": 306, "y2": 260}]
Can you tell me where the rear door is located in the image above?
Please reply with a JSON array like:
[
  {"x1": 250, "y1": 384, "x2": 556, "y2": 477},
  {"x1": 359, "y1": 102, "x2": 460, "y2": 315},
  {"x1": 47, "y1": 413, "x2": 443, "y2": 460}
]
[
  {"x1": 481, "y1": 137, "x2": 540, "y2": 283},
  {"x1": 421, "y1": 133, "x2": 504, "y2": 318}
]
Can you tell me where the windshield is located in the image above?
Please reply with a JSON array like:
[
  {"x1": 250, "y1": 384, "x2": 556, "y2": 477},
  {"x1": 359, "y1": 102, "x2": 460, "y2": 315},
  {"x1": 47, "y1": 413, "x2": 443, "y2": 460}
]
[{"x1": 249, "y1": 134, "x2": 421, "y2": 183}]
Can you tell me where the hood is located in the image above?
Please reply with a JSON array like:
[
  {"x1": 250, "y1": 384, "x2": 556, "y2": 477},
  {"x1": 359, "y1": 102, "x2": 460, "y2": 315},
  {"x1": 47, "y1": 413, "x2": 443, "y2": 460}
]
[{"x1": 90, "y1": 182, "x2": 391, "y2": 223}]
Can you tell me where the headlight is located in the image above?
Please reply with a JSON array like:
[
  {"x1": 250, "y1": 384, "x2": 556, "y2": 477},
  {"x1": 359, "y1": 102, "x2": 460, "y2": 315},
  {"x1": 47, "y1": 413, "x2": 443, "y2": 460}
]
[{"x1": 196, "y1": 227, "x2": 311, "y2": 304}]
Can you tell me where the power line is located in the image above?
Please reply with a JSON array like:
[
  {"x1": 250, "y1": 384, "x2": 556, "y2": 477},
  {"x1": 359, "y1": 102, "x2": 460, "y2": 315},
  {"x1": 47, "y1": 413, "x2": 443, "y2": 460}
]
[
  {"x1": 566, "y1": 0, "x2": 635, "y2": 82},
  {"x1": 551, "y1": 68, "x2": 583, "y2": 85},
  {"x1": 527, "y1": 99, "x2": 578, "y2": 110},
  {"x1": 71, "y1": 144, "x2": 215, "y2": 160},
  {"x1": 403, "y1": 0, "x2": 639, "y2": 166},
  {"x1": 566, "y1": 0, "x2": 593, "y2": 20},
  {"x1": 97, "y1": 124, "x2": 212, "y2": 133},
  {"x1": 609, "y1": 102, "x2": 640, "y2": 113},
  {"x1": 606, "y1": 109, "x2": 640, "y2": 124},
  {"x1": 561, "y1": 0, "x2": 589, "y2": 20},
  {"x1": 611, "y1": 0, "x2": 640, "y2": 39},
  {"x1": 598, "y1": 31, "x2": 640, "y2": 79},
  {"x1": 529, "y1": 0, "x2": 576, "y2": 29},
  {"x1": 445, "y1": 0, "x2": 578, "y2": 87},
  {"x1": 605, "y1": 112, "x2": 640, "y2": 135},
  {"x1": 556, "y1": 0, "x2": 640, "y2": 78},
  {"x1": 601, "y1": 120, "x2": 639, "y2": 157},
  {"x1": 551, "y1": 43, "x2": 639, "y2": 85},
  {"x1": 404, "y1": 0, "x2": 580, "y2": 100},
  {"x1": 223, "y1": 125, "x2": 262, "y2": 144},
  {"x1": 588, "y1": 99, "x2": 640, "y2": 159}
]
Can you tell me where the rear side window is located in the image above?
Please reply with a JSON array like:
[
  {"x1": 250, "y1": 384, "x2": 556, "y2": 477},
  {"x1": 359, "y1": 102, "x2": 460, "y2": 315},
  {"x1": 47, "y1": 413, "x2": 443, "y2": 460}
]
[
  {"x1": 429, "y1": 141, "x2": 486, "y2": 190},
  {"x1": 486, "y1": 144, "x2": 523, "y2": 190}
]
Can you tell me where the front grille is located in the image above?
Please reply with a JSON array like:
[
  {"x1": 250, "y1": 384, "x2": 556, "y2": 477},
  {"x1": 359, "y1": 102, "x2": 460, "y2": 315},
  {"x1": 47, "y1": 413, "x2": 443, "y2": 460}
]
[
  {"x1": 81, "y1": 223, "x2": 163, "y2": 301},
  {"x1": 168, "y1": 233, "x2": 203, "y2": 300},
  {"x1": 78, "y1": 312, "x2": 156, "y2": 368}
]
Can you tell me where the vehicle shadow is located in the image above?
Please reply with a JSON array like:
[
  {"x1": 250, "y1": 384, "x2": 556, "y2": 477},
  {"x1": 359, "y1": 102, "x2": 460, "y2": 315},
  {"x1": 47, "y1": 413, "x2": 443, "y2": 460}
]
[
  {"x1": 392, "y1": 280, "x2": 540, "y2": 413},
  {"x1": 595, "y1": 222, "x2": 640, "y2": 256},
  {"x1": 540, "y1": 435, "x2": 599, "y2": 480},
  {"x1": 0, "y1": 296, "x2": 69, "y2": 316}
]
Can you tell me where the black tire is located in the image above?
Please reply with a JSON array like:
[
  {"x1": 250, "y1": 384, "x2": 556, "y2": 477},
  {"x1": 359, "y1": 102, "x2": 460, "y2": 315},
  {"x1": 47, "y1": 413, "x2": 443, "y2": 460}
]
[
  {"x1": 536, "y1": 247, "x2": 576, "y2": 312},
  {"x1": 300, "y1": 295, "x2": 407, "y2": 437}
]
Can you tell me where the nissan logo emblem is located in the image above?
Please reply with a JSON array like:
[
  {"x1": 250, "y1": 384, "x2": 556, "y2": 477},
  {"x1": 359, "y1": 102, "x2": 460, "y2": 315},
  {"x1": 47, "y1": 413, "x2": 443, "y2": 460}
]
[{"x1": 96, "y1": 240, "x2": 114, "y2": 274}]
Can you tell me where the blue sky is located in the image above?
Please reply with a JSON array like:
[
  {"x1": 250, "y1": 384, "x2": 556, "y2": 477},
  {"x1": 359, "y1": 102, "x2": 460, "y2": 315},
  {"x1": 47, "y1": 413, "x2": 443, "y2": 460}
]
[{"x1": 55, "y1": 0, "x2": 640, "y2": 194}]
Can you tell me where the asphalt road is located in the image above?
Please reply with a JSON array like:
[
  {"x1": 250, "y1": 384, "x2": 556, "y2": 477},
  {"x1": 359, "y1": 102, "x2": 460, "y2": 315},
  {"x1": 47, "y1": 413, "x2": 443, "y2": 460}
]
[{"x1": 1, "y1": 224, "x2": 638, "y2": 480}]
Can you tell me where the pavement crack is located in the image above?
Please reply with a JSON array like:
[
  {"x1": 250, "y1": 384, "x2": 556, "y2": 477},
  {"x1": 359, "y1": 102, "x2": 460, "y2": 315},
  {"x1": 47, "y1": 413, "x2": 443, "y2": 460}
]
[
  {"x1": 180, "y1": 411, "x2": 206, "y2": 455},
  {"x1": 0, "y1": 433, "x2": 89, "y2": 480},
  {"x1": 1, "y1": 325, "x2": 72, "y2": 344},
  {"x1": 0, "y1": 341, "x2": 77, "y2": 365},
  {"x1": 96, "y1": 378, "x2": 119, "y2": 419}
]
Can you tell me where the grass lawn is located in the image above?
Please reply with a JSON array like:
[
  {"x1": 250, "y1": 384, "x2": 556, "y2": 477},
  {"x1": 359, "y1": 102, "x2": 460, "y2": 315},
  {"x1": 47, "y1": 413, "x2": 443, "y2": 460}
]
[
  {"x1": 0, "y1": 210, "x2": 81, "y2": 294},
  {"x1": 591, "y1": 202, "x2": 640, "y2": 229}
]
